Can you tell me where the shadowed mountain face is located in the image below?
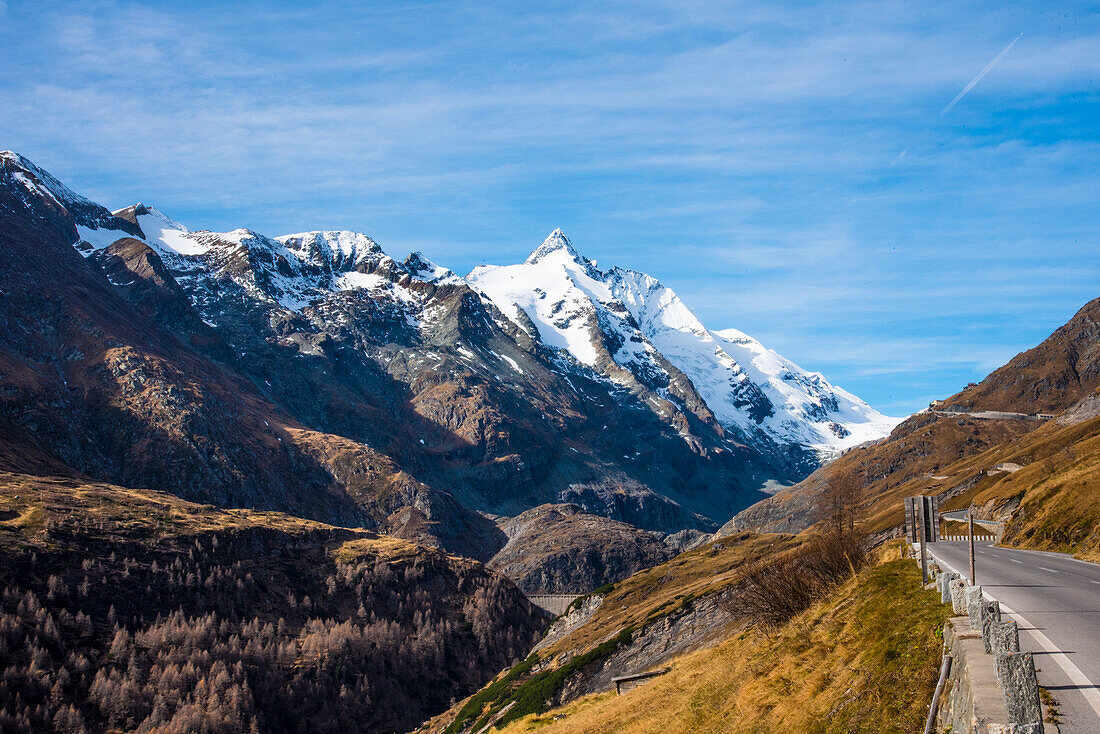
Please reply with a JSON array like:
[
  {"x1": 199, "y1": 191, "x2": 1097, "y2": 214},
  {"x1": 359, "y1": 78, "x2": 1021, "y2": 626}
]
[
  {"x1": 0, "y1": 151, "x2": 896, "y2": 558},
  {"x1": 486, "y1": 503, "x2": 693, "y2": 594}
]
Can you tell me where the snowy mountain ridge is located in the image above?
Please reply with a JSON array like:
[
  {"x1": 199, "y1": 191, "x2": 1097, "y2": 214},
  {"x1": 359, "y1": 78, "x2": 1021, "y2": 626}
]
[
  {"x1": 2, "y1": 149, "x2": 898, "y2": 468},
  {"x1": 471, "y1": 231, "x2": 900, "y2": 458},
  {"x1": 87, "y1": 209, "x2": 897, "y2": 460}
]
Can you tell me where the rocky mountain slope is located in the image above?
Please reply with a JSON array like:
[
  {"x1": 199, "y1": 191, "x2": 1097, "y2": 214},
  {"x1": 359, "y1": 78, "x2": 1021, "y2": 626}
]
[
  {"x1": 941, "y1": 298, "x2": 1100, "y2": 414},
  {"x1": 0, "y1": 151, "x2": 896, "y2": 554},
  {"x1": 723, "y1": 296, "x2": 1100, "y2": 537},
  {"x1": 486, "y1": 504, "x2": 689, "y2": 594}
]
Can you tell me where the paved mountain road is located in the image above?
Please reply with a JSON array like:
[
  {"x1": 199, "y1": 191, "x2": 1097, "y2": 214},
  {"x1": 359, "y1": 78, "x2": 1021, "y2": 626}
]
[{"x1": 927, "y1": 541, "x2": 1100, "y2": 732}]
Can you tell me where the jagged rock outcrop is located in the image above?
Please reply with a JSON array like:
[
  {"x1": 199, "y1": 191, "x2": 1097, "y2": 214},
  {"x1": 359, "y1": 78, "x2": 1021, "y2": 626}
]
[{"x1": 556, "y1": 592, "x2": 740, "y2": 705}]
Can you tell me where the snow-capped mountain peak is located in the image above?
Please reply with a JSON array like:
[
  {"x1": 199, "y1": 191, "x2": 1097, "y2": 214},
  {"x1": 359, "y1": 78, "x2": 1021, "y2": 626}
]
[
  {"x1": 1, "y1": 152, "x2": 143, "y2": 244},
  {"x1": 277, "y1": 231, "x2": 385, "y2": 272},
  {"x1": 403, "y1": 252, "x2": 462, "y2": 285},
  {"x1": 114, "y1": 204, "x2": 207, "y2": 257},
  {"x1": 472, "y1": 231, "x2": 901, "y2": 461},
  {"x1": 1, "y1": 150, "x2": 96, "y2": 210},
  {"x1": 525, "y1": 228, "x2": 590, "y2": 267}
]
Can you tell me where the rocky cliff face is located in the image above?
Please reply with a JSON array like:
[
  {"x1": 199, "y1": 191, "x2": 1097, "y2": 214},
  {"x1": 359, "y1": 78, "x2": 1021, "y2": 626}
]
[
  {"x1": 555, "y1": 591, "x2": 739, "y2": 705},
  {"x1": 0, "y1": 151, "x2": 897, "y2": 560}
]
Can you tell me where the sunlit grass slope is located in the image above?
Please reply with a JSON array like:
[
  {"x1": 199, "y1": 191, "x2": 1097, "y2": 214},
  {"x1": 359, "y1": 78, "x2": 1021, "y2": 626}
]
[
  {"x1": 845, "y1": 411, "x2": 1100, "y2": 562},
  {"x1": 496, "y1": 548, "x2": 950, "y2": 734}
]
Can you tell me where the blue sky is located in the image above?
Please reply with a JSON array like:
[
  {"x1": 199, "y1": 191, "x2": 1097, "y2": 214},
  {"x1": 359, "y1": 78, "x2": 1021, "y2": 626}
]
[{"x1": 2, "y1": 1, "x2": 1098, "y2": 415}]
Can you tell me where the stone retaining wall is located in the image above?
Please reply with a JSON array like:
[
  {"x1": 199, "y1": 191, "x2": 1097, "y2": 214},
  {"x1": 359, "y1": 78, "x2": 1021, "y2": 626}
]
[
  {"x1": 938, "y1": 615, "x2": 1014, "y2": 733},
  {"x1": 920, "y1": 557, "x2": 1057, "y2": 733}
]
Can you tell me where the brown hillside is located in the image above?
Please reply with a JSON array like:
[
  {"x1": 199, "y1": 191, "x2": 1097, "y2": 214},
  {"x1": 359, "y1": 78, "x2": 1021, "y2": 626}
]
[
  {"x1": 943, "y1": 297, "x2": 1100, "y2": 413},
  {"x1": 725, "y1": 412, "x2": 1033, "y2": 534},
  {"x1": 0, "y1": 471, "x2": 547, "y2": 733},
  {"x1": 728, "y1": 296, "x2": 1100, "y2": 538}
]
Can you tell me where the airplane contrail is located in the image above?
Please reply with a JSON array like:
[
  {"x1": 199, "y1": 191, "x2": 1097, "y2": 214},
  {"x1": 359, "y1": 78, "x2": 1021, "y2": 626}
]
[{"x1": 941, "y1": 33, "x2": 1023, "y2": 114}]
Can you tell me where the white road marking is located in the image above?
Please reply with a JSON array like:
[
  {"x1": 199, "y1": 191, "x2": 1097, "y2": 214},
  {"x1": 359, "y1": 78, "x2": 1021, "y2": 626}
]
[
  {"x1": 1010, "y1": 559, "x2": 1024, "y2": 565},
  {"x1": 1090, "y1": 580, "x2": 1100, "y2": 586},
  {"x1": 994, "y1": 547, "x2": 1100, "y2": 568},
  {"x1": 1038, "y1": 567, "x2": 1060, "y2": 573},
  {"x1": 928, "y1": 549, "x2": 1100, "y2": 724}
]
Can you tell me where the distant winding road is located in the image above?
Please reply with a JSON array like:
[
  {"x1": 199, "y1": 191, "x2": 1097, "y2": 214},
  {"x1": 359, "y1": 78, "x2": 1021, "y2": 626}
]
[
  {"x1": 929, "y1": 409, "x2": 1051, "y2": 421},
  {"x1": 927, "y1": 541, "x2": 1100, "y2": 732}
]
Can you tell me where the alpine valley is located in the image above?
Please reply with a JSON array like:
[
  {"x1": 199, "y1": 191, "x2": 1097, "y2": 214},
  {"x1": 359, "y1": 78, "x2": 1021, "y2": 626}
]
[{"x1": 0, "y1": 151, "x2": 898, "y2": 733}]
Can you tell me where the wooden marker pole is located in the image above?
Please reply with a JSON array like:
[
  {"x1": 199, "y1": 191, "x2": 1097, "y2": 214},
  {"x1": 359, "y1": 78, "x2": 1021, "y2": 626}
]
[{"x1": 968, "y1": 511, "x2": 976, "y2": 585}]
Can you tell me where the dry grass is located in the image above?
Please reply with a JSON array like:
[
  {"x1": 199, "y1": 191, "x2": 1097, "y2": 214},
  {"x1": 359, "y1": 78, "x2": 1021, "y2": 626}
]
[
  {"x1": 420, "y1": 533, "x2": 801, "y2": 734},
  {"x1": 928, "y1": 415, "x2": 1100, "y2": 561},
  {"x1": 844, "y1": 412, "x2": 1100, "y2": 562},
  {"x1": 0, "y1": 470, "x2": 394, "y2": 553},
  {"x1": 979, "y1": 422, "x2": 1100, "y2": 561},
  {"x1": 495, "y1": 547, "x2": 950, "y2": 734},
  {"x1": 332, "y1": 535, "x2": 430, "y2": 564}
]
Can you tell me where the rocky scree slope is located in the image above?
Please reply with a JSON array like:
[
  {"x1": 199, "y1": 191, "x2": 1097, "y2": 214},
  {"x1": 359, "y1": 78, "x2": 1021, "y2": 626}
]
[{"x1": 0, "y1": 151, "x2": 894, "y2": 555}]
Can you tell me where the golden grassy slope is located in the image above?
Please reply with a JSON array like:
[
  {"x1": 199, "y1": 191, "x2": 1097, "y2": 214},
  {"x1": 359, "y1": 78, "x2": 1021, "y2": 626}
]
[
  {"x1": 0, "y1": 470, "x2": 420, "y2": 564},
  {"x1": 967, "y1": 417, "x2": 1100, "y2": 561},
  {"x1": 420, "y1": 532, "x2": 800, "y2": 733},
  {"x1": 496, "y1": 549, "x2": 950, "y2": 734},
  {"x1": 848, "y1": 412, "x2": 1100, "y2": 561}
]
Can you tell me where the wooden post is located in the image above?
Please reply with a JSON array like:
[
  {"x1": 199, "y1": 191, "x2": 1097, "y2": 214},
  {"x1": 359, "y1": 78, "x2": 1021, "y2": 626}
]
[
  {"x1": 918, "y1": 498, "x2": 929, "y2": 583},
  {"x1": 968, "y1": 511, "x2": 976, "y2": 585},
  {"x1": 924, "y1": 654, "x2": 953, "y2": 734}
]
